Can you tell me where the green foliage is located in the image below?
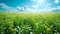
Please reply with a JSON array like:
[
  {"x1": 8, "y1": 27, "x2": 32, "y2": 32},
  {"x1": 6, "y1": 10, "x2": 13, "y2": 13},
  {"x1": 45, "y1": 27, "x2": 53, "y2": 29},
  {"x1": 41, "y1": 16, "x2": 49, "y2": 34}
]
[{"x1": 0, "y1": 12, "x2": 60, "y2": 34}]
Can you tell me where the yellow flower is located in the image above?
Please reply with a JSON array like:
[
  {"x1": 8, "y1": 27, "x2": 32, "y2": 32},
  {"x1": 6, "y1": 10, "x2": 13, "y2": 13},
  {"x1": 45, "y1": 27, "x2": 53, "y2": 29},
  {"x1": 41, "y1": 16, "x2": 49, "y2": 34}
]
[
  {"x1": 9, "y1": 26, "x2": 14, "y2": 31},
  {"x1": 10, "y1": 29, "x2": 15, "y2": 32},
  {"x1": 8, "y1": 24, "x2": 13, "y2": 27},
  {"x1": 9, "y1": 26, "x2": 12, "y2": 30},
  {"x1": 7, "y1": 21, "x2": 13, "y2": 25},
  {"x1": 46, "y1": 28, "x2": 50, "y2": 32}
]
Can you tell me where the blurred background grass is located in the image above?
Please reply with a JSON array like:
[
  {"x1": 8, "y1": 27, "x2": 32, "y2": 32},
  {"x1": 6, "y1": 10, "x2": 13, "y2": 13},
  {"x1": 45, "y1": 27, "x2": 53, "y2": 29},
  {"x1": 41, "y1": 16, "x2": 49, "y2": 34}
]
[{"x1": 0, "y1": 12, "x2": 60, "y2": 34}]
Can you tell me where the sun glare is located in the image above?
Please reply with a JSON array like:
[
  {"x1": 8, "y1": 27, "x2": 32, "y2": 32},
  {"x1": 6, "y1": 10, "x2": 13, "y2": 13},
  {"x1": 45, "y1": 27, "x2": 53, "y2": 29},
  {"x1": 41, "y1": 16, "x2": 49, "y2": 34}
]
[{"x1": 38, "y1": 0, "x2": 44, "y2": 3}]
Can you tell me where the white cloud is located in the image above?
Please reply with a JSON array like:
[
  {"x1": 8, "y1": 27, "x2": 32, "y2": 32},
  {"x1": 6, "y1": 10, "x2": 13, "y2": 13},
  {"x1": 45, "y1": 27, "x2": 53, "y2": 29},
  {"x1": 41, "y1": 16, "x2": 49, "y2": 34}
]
[
  {"x1": 48, "y1": 6, "x2": 60, "y2": 11},
  {"x1": 31, "y1": 0, "x2": 44, "y2": 3},
  {"x1": 38, "y1": 0, "x2": 44, "y2": 3},
  {"x1": 24, "y1": 6, "x2": 32, "y2": 12},
  {"x1": 0, "y1": 3, "x2": 60, "y2": 12},
  {"x1": 31, "y1": 0, "x2": 36, "y2": 1},
  {"x1": 26, "y1": 7, "x2": 31, "y2": 11},
  {"x1": 32, "y1": 5, "x2": 39, "y2": 8},
  {"x1": 54, "y1": 0, "x2": 60, "y2": 3},
  {"x1": 46, "y1": 3, "x2": 51, "y2": 7},
  {"x1": 16, "y1": 6, "x2": 32, "y2": 12},
  {"x1": 16, "y1": 7, "x2": 21, "y2": 10},
  {"x1": 21, "y1": 7, "x2": 24, "y2": 10},
  {"x1": 0, "y1": 3, "x2": 18, "y2": 11},
  {"x1": 0, "y1": 3, "x2": 10, "y2": 9},
  {"x1": 46, "y1": 3, "x2": 52, "y2": 10},
  {"x1": 16, "y1": 6, "x2": 25, "y2": 11}
]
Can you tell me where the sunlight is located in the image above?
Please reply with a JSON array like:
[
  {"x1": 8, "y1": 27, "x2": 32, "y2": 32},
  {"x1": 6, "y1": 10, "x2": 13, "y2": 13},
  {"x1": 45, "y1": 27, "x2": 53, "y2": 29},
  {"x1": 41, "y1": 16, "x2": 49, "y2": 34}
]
[{"x1": 38, "y1": 0, "x2": 44, "y2": 3}]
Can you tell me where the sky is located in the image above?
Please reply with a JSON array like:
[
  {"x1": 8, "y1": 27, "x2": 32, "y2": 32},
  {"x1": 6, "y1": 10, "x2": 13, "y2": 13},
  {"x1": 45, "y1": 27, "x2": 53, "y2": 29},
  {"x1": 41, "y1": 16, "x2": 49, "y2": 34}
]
[{"x1": 0, "y1": 0, "x2": 60, "y2": 12}]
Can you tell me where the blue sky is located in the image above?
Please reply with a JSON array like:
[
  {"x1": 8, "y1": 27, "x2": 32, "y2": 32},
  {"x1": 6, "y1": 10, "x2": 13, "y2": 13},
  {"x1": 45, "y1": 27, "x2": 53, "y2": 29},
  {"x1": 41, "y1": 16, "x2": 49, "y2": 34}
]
[{"x1": 0, "y1": 0, "x2": 60, "y2": 12}]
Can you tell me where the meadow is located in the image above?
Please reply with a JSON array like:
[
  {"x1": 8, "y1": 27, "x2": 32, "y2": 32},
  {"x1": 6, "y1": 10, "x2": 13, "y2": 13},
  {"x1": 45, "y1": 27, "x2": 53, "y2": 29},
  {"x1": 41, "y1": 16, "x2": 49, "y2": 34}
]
[{"x1": 0, "y1": 12, "x2": 60, "y2": 34}]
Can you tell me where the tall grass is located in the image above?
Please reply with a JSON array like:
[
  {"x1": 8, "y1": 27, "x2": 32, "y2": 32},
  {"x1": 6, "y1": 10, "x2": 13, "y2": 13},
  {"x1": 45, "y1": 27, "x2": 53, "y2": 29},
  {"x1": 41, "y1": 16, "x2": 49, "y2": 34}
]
[{"x1": 0, "y1": 12, "x2": 60, "y2": 34}]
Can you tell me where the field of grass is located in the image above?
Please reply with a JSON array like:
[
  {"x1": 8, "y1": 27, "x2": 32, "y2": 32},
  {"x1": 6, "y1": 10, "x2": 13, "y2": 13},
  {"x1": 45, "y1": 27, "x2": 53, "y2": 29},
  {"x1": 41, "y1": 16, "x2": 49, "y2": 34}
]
[{"x1": 0, "y1": 12, "x2": 60, "y2": 34}]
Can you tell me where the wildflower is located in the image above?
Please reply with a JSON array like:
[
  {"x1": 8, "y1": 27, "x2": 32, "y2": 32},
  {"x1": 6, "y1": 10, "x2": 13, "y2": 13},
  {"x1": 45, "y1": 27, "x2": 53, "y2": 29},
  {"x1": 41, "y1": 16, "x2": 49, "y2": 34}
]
[
  {"x1": 46, "y1": 27, "x2": 50, "y2": 32},
  {"x1": 45, "y1": 26, "x2": 47, "y2": 28},
  {"x1": 14, "y1": 28, "x2": 18, "y2": 32},
  {"x1": 16, "y1": 26, "x2": 20, "y2": 29},
  {"x1": 30, "y1": 32, "x2": 33, "y2": 34},
  {"x1": 10, "y1": 29, "x2": 15, "y2": 32},
  {"x1": 8, "y1": 26, "x2": 14, "y2": 31},
  {"x1": 40, "y1": 33, "x2": 43, "y2": 34}
]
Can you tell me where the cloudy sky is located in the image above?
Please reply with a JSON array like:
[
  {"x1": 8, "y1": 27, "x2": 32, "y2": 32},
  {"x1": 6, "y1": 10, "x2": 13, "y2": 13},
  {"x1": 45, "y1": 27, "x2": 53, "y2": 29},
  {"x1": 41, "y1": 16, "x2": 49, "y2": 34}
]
[{"x1": 0, "y1": 0, "x2": 60, "y2": 12}]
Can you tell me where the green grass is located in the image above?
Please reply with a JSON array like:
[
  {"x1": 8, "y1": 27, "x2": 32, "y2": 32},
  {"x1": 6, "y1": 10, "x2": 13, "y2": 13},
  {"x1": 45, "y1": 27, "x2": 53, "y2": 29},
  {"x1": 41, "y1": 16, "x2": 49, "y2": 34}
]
[{"x1": 0, "y1": 12, "x2": 60, "y2": 34}]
